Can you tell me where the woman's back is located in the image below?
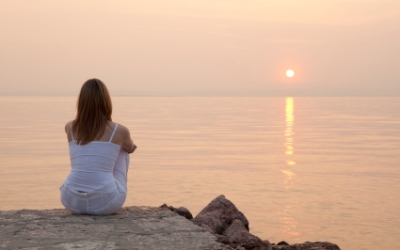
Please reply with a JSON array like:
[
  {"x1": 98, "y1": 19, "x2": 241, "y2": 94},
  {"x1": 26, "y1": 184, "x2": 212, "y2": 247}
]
[{"x1": 64, "y1": 124, "x2": 121, "y2": 193}]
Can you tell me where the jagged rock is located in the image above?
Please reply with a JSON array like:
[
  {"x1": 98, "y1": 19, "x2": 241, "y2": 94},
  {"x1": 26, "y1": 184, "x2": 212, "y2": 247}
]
[
  {"x1": 221, "y1": 219, "x2": 272, "y2": 250},
  {"x1": 272, "y1": 241, "x2": 341, "y2": 250},
  {"x1": 192, "y1": 195, "x2": 272, "y2": 250},
  {"x1": 161, "y1": 196, "x2": 341, "y2": 250},
  {"x1": 159, "y1": 204, "x2": 193, "y2": 219},
  {"x1": 192, "y1": 195, "x2": 249, "y2": 235}
]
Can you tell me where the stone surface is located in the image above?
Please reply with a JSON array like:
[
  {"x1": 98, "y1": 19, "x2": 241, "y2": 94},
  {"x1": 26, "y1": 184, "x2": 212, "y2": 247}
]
[
  {"x1": 192, "y1": 195, "x2": 249, "y2": 235},
  {"x1": 271, "y1": 242, "x2": 341, "y2": 250},
  {"x1": 0, "y1": 206, "x2": 234, "y2": 250},
  {"x1": 0, "y1": 196, "x2": 341, "y2": 250}
]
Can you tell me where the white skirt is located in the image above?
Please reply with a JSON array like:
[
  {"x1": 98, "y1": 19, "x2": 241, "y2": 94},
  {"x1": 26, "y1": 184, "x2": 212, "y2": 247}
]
[{"x1": 60, "y1": 181, "x2": 126, "y2": 215}]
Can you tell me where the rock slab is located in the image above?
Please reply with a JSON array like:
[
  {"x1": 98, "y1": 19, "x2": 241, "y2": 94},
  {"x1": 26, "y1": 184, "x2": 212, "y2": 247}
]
[{"x1": 0, "y1": 206, "x2": 233, "y2": 250}]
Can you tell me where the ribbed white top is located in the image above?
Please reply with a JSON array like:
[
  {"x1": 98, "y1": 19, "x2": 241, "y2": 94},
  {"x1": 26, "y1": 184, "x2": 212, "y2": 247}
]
[{"x1": 63, "y1": 124, "x2": 121, "y2": 193}]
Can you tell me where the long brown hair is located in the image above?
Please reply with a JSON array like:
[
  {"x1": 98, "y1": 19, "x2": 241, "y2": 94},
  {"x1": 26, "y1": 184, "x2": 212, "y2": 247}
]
[{"x1": 72, "y1": 78, "x2": 112, "y2": 145}]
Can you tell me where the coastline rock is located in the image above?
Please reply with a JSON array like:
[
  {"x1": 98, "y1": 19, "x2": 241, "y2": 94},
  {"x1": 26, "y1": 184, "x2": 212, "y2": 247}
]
[
  {"x1": 191, "y1": 195, "x2": 340, "y2": 250},
  {"x1": 272, "y1": 241, "x2": 341, "y2": 250}
]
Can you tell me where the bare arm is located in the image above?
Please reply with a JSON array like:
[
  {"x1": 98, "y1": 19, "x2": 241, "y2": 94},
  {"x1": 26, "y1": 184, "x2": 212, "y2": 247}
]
[
  {"x1": 65, "y1": 121, "x2": 73, "y2": 142},
  {"x1": 120, "y1": 125, "x2": 137, "y2": 154}
]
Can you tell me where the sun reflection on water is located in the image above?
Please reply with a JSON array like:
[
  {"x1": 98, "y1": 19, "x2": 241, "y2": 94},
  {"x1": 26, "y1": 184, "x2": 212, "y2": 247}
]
[
  {"x1": 285, "y1": 97, "x2": 294, "y2": 156},
  {"x1": 280, "y1": 97, "x2": 300, "y2": 238},
  {"x1": 283, "y1": 97, "x2": 296, "y2": 188}
]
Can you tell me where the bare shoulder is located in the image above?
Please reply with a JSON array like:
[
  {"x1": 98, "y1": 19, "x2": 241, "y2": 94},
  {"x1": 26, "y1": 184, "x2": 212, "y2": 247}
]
[
  {"x1": 112, "y1": 123, "x2": 136, "y2": 152},
  {"x1": 111, "y1": 123, "x2": 133, "y2": 146},
  {"x1": 116, "y1": 123, "x2": 131, "y2": 137},
  {"x1": 65, "y1": 120, "x2": 74, "y2": 133}
]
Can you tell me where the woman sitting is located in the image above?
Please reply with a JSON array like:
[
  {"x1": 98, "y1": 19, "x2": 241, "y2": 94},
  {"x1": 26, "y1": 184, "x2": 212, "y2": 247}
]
[{"x1": 60, "y1": 78, "x2": 137, "y2": 215}]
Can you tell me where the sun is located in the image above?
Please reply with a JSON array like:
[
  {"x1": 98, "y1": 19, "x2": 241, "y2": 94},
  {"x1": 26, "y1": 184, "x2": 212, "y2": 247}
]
[{"x1": 286, "y1": 69, "x2": 295, "y2": 78}]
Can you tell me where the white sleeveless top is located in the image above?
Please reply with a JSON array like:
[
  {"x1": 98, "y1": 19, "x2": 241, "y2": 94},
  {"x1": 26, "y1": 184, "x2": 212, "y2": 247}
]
[{"x1": 63, "y1": 124, "x2": 121, "y2": 193}]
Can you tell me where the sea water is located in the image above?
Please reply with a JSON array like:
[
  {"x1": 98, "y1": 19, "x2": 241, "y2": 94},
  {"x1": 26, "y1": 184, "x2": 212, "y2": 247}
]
[{"x1": 0, "y1": 96, "x2": 399, "y2": 250}]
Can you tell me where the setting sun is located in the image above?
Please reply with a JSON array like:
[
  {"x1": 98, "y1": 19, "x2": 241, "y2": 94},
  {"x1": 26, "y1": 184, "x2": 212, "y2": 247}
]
[{"x1": 286, "y1": 69, "x2": 295, "y2": 78}]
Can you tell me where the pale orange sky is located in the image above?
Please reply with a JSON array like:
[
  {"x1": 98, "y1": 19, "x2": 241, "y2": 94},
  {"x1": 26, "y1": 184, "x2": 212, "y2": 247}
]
[{"x1": 1, "y1": 0, "x2": 399, "y2": 96}]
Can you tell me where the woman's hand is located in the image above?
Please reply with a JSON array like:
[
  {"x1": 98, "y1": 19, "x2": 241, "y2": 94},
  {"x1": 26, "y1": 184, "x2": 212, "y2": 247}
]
[
  {"x1": 117, "y1": 125, "x2": 137, "y2": 154},
  {"x1": 129, "y1": 141, "x2": 137, "y2": 154},
  {"x1": 132, "y1": 143, "x2": 137, "y2": 153}
]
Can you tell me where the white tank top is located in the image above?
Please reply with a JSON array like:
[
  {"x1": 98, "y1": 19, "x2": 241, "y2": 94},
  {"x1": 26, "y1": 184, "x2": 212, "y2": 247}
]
[{"x1": 63, "y1": 124, "x2": 121, "y2": 193}]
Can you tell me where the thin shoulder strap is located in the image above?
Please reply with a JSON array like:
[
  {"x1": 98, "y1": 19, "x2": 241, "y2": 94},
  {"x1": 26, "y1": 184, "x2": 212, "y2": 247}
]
[
  {"x1": 109, "y1": 124, "x2": 119, "y2": 142},
  {"x1": 69, "y1": 124, "x2": 75, "y2": 141}
]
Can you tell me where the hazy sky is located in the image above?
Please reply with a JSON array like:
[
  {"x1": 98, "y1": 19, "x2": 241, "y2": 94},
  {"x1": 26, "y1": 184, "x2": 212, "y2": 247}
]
[{"x1": 1, "y1": 0, "x2": 399, "y2": 96}]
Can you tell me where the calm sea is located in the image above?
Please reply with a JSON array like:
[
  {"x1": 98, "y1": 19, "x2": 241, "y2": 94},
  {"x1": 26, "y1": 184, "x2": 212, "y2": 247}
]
[{"x1": 0, "y1": 96, "x2": 399, "y2": 249}]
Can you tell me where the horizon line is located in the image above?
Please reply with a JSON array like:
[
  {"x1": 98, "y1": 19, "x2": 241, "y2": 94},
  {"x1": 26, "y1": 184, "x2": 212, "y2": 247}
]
[{"x1": 1, "y1": 94, "x2": 399, "y2": 97}]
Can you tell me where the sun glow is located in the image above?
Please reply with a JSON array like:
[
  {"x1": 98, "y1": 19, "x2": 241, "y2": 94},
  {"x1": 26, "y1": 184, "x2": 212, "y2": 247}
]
[{"x1": 286, "y1": 69, "x2": 295, "y2": 78}]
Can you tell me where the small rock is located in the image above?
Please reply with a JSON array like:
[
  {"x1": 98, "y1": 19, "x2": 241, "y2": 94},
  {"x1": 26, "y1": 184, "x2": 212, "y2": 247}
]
[
  {"x1": 271, "y1": 241, "x2": 340, "y2": 250},
  {"x1": 159, "y1": 204, "x2": 175, "y2": 211},
  {"x1": 277, "y1": 241, "x2": 289, "y2": 245},
  {"x1": 174, "y1": 207, "x2": 193, "y2": 220},
  {"x1": 159, "y1": 204, "x2": 193, "y2": 219},
  {"x1": 159, "y1": 204, "x2": 173, "y2": 211},
  {"x1": 263, "y1": 240, "x2": 273, "y2": 250}
]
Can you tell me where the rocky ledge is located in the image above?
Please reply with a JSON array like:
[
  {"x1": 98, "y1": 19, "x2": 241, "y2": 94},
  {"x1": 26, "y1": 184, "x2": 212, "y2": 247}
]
[
  {"x1": 162, "y1": 195, "x2": 340, "y2": 250},
  {"x1": 0, "y1": 195, "x2": 341, "y2": 250}
]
